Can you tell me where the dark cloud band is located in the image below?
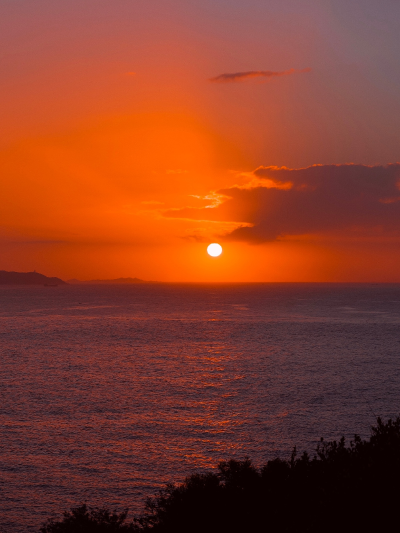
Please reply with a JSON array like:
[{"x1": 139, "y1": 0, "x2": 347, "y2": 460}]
[
  {"x1": 209, "y1": 67, "x2": 311, "y2": 83},
  {"x1": 165, "y1": 164, "x2": 400, "y2": 243}
]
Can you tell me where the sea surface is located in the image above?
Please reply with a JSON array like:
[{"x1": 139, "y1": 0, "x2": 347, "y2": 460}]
[{"x1": 1, "y1": 283, "x2": 400, "y2": 531}]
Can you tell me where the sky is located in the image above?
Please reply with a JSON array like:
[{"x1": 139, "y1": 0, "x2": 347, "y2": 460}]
[{"x1": 1, "y1": 0, "x2": 400, "y2": 281}]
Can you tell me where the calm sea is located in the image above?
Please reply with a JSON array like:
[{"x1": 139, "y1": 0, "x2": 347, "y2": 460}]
[{"x1": 1, "y1": 283, "x2": 400, "y2": 531}]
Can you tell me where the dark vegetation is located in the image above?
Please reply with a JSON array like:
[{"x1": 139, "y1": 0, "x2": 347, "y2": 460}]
[{"x1": 40, "y1": 418, "x2": 400, "y2": 533}]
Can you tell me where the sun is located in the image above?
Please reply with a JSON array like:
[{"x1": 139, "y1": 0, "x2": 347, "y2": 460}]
[{"x1": 207, "y1": 243, "x2": 223, "y2": 257}]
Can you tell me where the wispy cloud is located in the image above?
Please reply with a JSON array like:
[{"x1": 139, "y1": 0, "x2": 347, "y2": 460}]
[
  {"x1": 166, "y1": 169, "x2": 188, "y2": 175},
  {"x1": 209, "y1": 67, "x2": 311, "y2": 83}
]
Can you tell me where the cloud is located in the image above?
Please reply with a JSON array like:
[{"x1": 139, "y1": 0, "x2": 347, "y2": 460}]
[
  {"x1": 166, "y1": 169, "x2": 188, "y2": 175},
  {"x1": 209, "y1": 67, "x2": 311, "y2": 83},
  {"x1": 1, "y1": 239, "x2": 68, "y2": 245},
  {"x1": 164, "y1": 164, "x2": 400, "y2": 243}
]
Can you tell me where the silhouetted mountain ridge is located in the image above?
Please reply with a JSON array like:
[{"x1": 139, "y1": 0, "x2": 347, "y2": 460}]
[
  {"x1": 67, "y1": 277, "x2": 148, "y2": 284},
  {"x1": 0, "y1": 270, "x2": 67, "y2": 285}
]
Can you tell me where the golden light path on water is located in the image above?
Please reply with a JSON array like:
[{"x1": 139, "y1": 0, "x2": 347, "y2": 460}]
[{"x1": 1, "y1": 284, "x2": 400, "y2": 532}]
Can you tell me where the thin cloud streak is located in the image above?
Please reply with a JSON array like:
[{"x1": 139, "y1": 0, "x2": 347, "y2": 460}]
[{"x1": 209, "y1": 67, "x2": 311, "y2": 83}]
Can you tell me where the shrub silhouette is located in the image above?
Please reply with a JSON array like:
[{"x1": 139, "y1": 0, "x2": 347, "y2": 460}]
[
  {"x1": 41, "y1": 417, "x2": 400, "y2": 533},
  {"x1": 40, "y1": 505, "x2": 134, "y2": 533}
]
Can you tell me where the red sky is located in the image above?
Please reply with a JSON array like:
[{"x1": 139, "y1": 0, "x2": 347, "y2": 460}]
[{"x1": 1, "y1": 0, "x2": 400, "y2": 281}]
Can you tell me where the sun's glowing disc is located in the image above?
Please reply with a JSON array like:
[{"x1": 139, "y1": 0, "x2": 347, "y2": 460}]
[{"x1": 207, "y1": 243, "x2": 223, "y2": 257}]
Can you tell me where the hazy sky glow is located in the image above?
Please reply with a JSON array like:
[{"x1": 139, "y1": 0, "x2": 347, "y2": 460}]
[{"x1": 1, "y1": 0, "x2": 400, "y2": 281}]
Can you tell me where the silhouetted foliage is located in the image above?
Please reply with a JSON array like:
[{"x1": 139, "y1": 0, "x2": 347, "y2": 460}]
[
  {"x1": 41, "y1": 418, "x2": 400, "y2": 533},
  {"x1": 40, "y1": 505, "x2": 134, "y2": 533}
]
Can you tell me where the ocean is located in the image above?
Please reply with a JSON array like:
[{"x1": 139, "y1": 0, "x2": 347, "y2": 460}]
[{"x1": 1, "y1": 283, "x2": 400, "y2": 531}]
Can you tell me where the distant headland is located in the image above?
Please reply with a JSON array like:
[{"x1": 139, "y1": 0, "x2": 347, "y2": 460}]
[
  {"x1": 0, "y1": 270, "x2": 67, "y2": 286},
  {"x1": 68, "y1": 277, "x2": 148, "y2": 284},
  {"x1": 0, "y1": 271, "x2": 151, "y2": 286}
]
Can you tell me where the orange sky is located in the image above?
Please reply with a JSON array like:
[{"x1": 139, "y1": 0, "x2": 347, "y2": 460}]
[{"x1": 2, "y1": 0, "x2": 400, "y2": 281}]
